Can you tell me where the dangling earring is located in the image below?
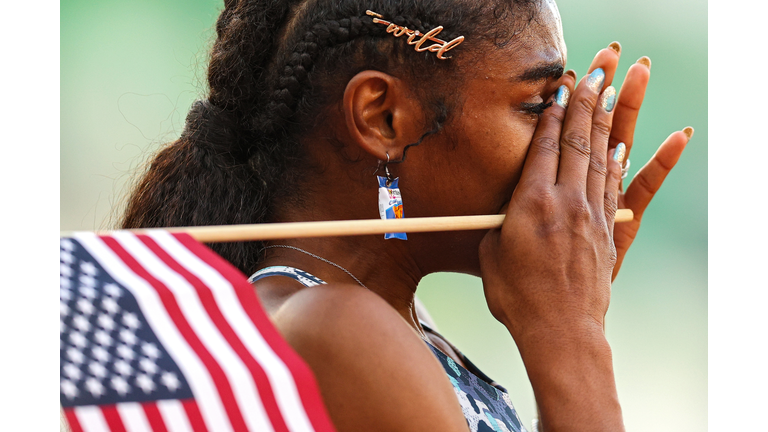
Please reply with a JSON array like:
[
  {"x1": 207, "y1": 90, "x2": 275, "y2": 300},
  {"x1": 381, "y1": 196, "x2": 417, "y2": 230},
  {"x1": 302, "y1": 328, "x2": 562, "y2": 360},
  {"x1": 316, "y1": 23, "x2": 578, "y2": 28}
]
[{"x1": 376, "y1": 152, "x2": 407, "y2": 240}]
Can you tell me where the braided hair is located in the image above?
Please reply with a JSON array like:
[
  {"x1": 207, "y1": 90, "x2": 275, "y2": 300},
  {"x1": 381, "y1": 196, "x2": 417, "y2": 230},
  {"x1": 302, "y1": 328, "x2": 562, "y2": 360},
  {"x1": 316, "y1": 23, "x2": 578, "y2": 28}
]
[{"x1": 121, "y1": 0, "x2": 540, "y2": 275}]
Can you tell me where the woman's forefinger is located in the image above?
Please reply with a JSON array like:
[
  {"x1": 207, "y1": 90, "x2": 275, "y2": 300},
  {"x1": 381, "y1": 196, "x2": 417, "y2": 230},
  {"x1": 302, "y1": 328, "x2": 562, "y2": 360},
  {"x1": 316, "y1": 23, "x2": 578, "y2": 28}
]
[
  {"x1": 517, "y1": 70, "x2": 577, "y2": 188},
  {"x1": 517, "y1": 85, "x2": 571, "y2": 188}
]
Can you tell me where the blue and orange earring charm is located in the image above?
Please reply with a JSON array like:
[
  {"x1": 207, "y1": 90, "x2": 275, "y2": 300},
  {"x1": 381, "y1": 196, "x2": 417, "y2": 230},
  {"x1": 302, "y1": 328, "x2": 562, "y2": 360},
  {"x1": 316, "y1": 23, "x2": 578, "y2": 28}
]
[{"x1": 376, "y1": 153, "x2": 407, "y2": 240}]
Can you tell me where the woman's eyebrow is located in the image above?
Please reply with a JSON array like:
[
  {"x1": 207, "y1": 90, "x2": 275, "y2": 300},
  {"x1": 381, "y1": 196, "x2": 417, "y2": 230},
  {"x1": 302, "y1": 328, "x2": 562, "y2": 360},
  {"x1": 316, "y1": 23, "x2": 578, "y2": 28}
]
[{"x1": 514, "y1": 62, "x2": 564, "y2": 82}]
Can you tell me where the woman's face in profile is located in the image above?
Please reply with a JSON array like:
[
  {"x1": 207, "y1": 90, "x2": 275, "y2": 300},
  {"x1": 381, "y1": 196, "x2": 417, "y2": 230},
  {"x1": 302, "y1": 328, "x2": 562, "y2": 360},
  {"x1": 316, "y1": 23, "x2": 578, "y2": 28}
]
[{"x1": 404, "y1": 0, "x2": 567, "y2": 220}]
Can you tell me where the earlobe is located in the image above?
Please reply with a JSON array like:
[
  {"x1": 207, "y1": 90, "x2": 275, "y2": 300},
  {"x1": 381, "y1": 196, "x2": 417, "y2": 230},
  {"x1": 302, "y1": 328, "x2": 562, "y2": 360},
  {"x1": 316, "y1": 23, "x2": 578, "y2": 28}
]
[{"x1": 343, "y1": 71, "x2": 420, "y2": 161}]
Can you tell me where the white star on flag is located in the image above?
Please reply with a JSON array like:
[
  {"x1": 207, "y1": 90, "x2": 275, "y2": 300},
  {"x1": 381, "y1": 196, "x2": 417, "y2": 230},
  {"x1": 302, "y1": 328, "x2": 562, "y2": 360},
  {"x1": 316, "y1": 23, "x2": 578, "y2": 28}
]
[
  {"x1": 88, "y1": 362, "x2": 108, "y2": 379},
  {"x1": 101, "y1": 297, "x2": 119, "y2": 315},
  {"x1": 69, "y1": 332, "x2": 88, "y2": 349},
  {"x1": 91, "y1": 346, "x2": 111, "y2": 363},
  {"x1": 80, "y1": 261, "x2": 98, "y2": 275},
  {"x1": 60, "y1": 302, "x2": 70, "y2": 317},
  {"x1": 122, "y1": 312, "x2": 140, "y2": 329},
  {"x1": 116, "y1": 344, "x2": 135, "y2": 361},
  {"x1": 139, "y1": 357, "x2": 159, "y2": 375},
  {"x1": 141, "y1": 342, "x2": 160, "y2": 359},
  {"x1": 60, "y1": 250, "x2": 74, "y2": 264},
  {"x1": 61, "y1": 380, "x2": 78, "y2": 399},
  {"x1": 76, "y1": 298, "x2": 95, "y2": 315},
  {"x1": 114, "y1": 360, "x2": 133, "y2": 377},
  {"x1": 103, "y1": 283, "x2": 122, "y2": 297},
  {"x1": 93, "y1": 330, "x2": 112, "y2": 347},
  {"x1": 73, "y1": 315, "x2": 91, "y2": 332},
  {"x1": 110, "y1": 376, "x2": 130, "y2": 396},
  {"x1": 136, "y1": 374, "x2": 155, "y2": 394},
  {"x1": 60, "y1": 238, "x2": 74, "y2": 251},
  {"x1": 97, "y1": 313, "x2": 115, "y2": 331},
  {"x1": 63, "y1": 363, "x2": 82, "y2": 381},
  {"x1": 119, "y1": 329, "x2": 138, "y2": 346},
  {"x1": 66, "y1": 347, "x2": 85, "y2": 364},
  {"x1": 85, "y1": 377, "x2": 105, "y2": 397},
  {"x1": 79, "y1": 274, "x2": 97, "y2": 287},
  {"x1": 160, "y1": 371, "x2": 181, "y2": 392},
  {"x1": 79, "y1": 285, "x2": 97, "y2": 299}
]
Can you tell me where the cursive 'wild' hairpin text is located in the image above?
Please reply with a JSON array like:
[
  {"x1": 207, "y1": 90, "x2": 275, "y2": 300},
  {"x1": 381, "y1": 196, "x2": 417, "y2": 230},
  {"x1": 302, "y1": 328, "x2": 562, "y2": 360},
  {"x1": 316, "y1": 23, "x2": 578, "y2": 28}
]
[{"x1": 366, "y1": 10, "x2": 465, "y2": 60}]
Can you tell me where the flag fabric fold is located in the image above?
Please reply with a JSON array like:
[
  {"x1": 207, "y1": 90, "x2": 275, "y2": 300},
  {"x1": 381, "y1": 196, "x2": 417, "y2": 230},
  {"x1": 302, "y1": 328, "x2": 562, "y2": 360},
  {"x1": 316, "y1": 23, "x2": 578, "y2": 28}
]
[{"x1": 60, "y1": 231, "x2": 336, "y2": 432}]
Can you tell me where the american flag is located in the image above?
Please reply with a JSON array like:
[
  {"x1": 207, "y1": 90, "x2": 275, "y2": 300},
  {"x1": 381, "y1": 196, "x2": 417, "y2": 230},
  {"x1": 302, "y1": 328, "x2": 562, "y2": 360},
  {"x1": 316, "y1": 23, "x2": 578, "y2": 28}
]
[{"x1": 60, "y1": 231, "x2": 337, "y2": 432}]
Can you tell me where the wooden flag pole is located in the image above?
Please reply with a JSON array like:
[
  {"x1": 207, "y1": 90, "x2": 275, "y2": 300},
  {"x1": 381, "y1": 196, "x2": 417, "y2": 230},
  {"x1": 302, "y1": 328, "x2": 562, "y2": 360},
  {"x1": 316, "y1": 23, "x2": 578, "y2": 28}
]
[{"x1": 79, "y1": 209, "x2": 633, "y2": 243}]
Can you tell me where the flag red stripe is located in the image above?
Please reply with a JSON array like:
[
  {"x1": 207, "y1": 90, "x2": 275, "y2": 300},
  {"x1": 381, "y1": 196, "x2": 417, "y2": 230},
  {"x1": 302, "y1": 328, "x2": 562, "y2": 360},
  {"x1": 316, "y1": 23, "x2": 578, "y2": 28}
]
[
  {"x1": 100, "y1": 236, "x2": 248, "y2": 432},
  {"x1": 63, "y1": 408, "x2": 84, "y2": 432},
  {"x1": 176, "y1": 234, "x2": 338, "y2": 432},
  {"x1": 182, "y1": 400, "x2": 209, "y2": 432},
  {"x1": 231, "y1": 285, "x2": 337, "y2": 432},
  {"x1": 142, "y1": 403, "x2": 169, "y2": 432},
  {"x1": 101, "y1": 405, "x2": 127, "y2": 432},
  {"x1": 139, "y1": 236, "x2": 290, "y2": 432}
]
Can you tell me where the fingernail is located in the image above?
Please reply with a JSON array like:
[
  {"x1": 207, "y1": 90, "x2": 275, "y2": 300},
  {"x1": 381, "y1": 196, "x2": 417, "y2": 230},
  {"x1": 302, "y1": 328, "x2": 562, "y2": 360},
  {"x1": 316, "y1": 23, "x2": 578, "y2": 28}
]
[
  {"x1": 599, "y1": 86, "x2": 617, "y2": 112},
  {"x1": 608, "y1": 41, "x2": 621, "y2": 55},
  {"x1": 683, "y1": 126, "x2": 694, "y2": 140},
  {"x1": 636, "y1": 56, "x2": 652, "y2": 70},
  {"x1": 613, "y1": 142, "x2": 627, "y2": 164},
  {"x1": 564, "y1": 69, "x2": 577, "y2": 80},
  {"x1": 586, "y1": 68, "x2": 605, "y2": 92},
  {"x1": 554, "y1": 85, "x2": 570, "y2": 108}
]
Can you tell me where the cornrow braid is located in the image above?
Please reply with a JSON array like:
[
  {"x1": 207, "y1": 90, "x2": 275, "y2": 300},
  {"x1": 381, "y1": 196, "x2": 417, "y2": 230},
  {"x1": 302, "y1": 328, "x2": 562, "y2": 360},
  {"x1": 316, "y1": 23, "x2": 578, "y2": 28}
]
[
  {"x1": 256, "y1": 10, "x2": 463, "y2": 137},
  {"x1": 257, "y1": 16, "x2": 369, "y2": 135}
]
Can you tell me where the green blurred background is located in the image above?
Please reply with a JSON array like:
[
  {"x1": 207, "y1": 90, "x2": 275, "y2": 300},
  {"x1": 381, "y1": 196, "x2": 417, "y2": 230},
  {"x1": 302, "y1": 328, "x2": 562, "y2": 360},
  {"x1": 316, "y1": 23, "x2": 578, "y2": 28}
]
[{"x1": 61, "y1": 0, "x2": 707, "y2": 430}]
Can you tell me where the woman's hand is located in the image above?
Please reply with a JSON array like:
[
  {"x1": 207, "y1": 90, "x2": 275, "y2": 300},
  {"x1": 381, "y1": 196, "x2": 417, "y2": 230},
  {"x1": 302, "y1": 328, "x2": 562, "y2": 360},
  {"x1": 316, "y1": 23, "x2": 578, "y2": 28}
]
[
  {"x1": 478, "y1": 45, "x2": 626, "y2": 431},
  {"x1": 582, "y1": 51, "x2": 692, "y2": 281}
]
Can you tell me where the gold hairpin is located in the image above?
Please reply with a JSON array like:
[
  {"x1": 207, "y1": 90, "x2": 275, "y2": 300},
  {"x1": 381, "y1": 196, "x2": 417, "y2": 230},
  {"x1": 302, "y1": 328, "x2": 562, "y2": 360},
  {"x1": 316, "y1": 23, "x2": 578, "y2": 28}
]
[{"x1": 365, "y1": 10, "x2": 465, "y2": 60}]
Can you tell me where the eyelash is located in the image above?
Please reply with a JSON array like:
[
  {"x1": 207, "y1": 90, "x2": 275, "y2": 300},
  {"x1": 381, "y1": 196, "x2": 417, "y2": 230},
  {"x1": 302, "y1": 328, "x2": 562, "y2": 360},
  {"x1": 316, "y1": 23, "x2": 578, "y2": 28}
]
[{"x1": 520, "y1": 101, "x2": 553, "y2": 115}]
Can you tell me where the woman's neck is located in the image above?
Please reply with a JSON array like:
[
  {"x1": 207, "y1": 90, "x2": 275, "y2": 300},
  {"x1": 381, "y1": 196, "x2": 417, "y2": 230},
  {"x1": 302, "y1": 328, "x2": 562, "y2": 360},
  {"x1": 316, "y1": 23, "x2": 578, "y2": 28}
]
[{"x1": 259, "y1": 229, "x2": 427, "y2": 334}]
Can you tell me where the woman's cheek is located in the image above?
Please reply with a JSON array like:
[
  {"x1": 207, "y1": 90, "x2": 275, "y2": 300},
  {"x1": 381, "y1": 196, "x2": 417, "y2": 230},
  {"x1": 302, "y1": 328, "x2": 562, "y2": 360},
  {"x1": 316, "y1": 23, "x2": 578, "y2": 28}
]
[{"x1": 500, "y1": 121, "x2": 538, "y2": 197}]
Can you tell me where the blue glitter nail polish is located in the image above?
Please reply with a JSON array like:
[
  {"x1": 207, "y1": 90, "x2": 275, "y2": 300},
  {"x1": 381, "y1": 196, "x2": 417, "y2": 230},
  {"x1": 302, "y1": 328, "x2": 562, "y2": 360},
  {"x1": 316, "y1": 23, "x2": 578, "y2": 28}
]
[
  {"x1": 586, "y1": 68, "x2": 605, "y2": 92},
  {"x1": 554, "y1": 85, "x2": 570, "y2": 108},
  {"x1": 613, "y1": 142, "x2": 627, "y2": 163},
  {"x1": 600, "y1": 86, "x2": 616, "y2": 112}
]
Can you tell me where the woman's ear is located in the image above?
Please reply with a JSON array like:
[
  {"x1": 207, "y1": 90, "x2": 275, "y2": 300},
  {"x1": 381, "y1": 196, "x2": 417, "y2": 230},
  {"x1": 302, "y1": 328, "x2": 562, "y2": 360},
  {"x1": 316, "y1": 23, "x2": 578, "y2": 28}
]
[{"x1": 342, "y1": 70, "x2": 421, "y2": 161}]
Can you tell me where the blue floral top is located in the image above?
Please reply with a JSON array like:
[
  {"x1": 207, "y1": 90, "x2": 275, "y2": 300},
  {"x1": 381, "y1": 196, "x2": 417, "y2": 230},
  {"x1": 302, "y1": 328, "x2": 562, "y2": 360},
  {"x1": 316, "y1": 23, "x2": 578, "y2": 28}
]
[{"x1": 421, "y1": 324, "x2": 526, "y2": 432}]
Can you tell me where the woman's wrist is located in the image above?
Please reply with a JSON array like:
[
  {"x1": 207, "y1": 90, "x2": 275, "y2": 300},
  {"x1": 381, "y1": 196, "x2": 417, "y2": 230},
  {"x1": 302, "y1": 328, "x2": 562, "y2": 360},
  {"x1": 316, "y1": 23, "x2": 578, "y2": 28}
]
[{"x1": 511, "y1": 321, "x2": 625, "y2": 432}]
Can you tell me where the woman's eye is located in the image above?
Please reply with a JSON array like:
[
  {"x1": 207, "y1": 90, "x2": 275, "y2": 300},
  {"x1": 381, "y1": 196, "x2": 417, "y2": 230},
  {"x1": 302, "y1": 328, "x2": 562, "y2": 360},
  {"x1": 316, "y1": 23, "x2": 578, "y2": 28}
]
[{"x1": 519, "y1": 101, "x2": 553, "y2": 115}]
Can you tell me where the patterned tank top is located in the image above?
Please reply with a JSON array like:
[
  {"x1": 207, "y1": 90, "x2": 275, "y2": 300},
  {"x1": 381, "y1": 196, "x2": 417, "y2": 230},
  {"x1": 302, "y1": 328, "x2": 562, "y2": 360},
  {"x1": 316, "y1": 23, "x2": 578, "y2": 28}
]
[{"x1": 249, "y1": 266, "x2": 528, "y2": 432}]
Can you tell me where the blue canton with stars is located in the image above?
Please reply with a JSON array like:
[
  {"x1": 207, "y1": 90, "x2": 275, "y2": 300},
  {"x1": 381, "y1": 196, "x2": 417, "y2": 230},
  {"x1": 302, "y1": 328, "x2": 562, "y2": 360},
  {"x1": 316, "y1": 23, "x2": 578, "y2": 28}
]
[{"x1": 60, "y1": 238, "x2": 194, "y2": 407}]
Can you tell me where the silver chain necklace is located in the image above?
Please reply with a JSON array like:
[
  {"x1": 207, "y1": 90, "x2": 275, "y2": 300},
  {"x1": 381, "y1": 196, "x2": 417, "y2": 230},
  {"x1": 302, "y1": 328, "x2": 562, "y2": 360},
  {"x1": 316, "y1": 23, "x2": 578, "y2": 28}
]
[{"x1": 264, "y1": 245, "x2": 369, "y2": 290}]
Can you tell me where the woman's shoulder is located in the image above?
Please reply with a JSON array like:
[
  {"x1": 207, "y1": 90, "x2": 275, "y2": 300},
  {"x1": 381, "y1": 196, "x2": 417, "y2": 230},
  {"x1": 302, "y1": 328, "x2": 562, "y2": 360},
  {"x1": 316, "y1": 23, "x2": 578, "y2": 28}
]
[
  {"x1": 267, "y1": 282, "x2": 439, "y2": 381},
  {"x1": 265, "y1": 283, "x2": 469, "y2": 432},
  {"x1": 272, "y1": 281, "x2": 393, "y2": 323}
]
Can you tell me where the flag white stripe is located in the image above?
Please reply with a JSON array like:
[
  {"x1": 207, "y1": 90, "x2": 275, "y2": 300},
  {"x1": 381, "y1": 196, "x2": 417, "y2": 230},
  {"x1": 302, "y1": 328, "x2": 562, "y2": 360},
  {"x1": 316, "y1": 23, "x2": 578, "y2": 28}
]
[
  {"x1": 113, "y1": 232, "x2": 274, "y2": 432},
  {"x1": 74, "y1": 233, "x2": 234, "y2": 432},
  {"x1": 157, "y1": 400, "x2": 195, "y2": 432},
  {"x1": 117, "y1": 403, "x2": 152, "y2": 432},
  {"x1": 151, "y1": 231, "x2": 316, "y2": 432},
  {"x1": 74, "y1": 406, "x2": 110, "y2": 432}
]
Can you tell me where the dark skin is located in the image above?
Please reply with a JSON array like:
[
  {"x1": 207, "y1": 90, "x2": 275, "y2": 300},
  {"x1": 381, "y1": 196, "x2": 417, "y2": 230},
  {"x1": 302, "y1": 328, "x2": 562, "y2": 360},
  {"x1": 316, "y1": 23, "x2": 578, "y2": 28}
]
[{"x1": 254, "y1": 1, "x2": 690, "y2": 430}]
